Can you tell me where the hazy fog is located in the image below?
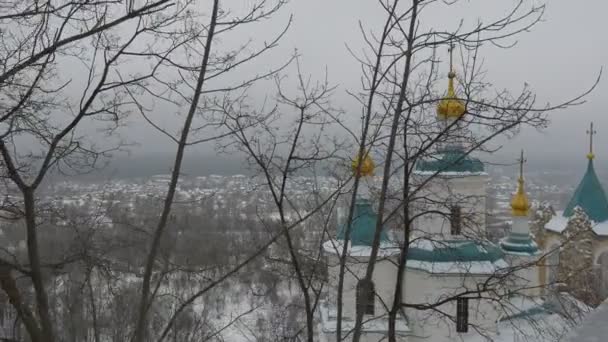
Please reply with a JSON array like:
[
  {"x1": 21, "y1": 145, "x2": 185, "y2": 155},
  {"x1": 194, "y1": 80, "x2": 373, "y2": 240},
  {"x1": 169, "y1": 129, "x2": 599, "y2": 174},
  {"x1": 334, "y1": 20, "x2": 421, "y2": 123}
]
[{"x1": 98, "y1": 0, "x2": 608, "y2": 175}]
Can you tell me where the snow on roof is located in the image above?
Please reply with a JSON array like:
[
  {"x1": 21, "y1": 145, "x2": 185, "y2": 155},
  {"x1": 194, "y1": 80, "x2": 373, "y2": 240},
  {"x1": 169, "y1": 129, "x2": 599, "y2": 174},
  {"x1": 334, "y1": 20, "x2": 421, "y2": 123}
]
[
  {"x1": 319, "y1": 301, "x2": 410, "y2": 334},
  {"x1": 499, "y1": 295, "x2": 546, "y2": 321},
  {"x1": 413, "y1": 170, "x2": 488, "y2": 177},
  {"x1": 563, "y1": 298, "x2": 608, "y2": 342},
  {"x1": 593, "y1": 221, "x2": 608, "y2": 235},
  {"x1": 406, "y1": 258, "x2": 508, "y2": 275},
  {"x1": 545, "y1": 211, "x2": 569, "y2": 233},
  {"x1": 545, "y1": 210, "x2": 608, "y2": 236},
  {"x1": 319, "y1": 296, "x2": 578, "y2": 342},
  {"x1": 322, "y1": 239, "x2": 400, "y2": 258},
  {"x1": 467, "y1": 312, "x2": 573, "y2": 342},
  {"x1": 322, "y1": 239, "x2": 508, "y2": 274}
]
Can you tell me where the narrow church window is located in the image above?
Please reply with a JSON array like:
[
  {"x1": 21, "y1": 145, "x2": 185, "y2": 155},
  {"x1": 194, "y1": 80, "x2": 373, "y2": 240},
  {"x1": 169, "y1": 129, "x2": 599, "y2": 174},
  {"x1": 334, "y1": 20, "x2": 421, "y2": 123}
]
[
  {"x1": 548, "y1": 245, "x2": 560, "y2": 286},
  {"x1": 456, "y1": 297, "x2": 469, "y2": 333},
  {"x1": 450, "y1": 205, "x2": 462, "y2": 235},
  {"x1": 356, "y1": 279, "x2": 375, "y2": 316}
]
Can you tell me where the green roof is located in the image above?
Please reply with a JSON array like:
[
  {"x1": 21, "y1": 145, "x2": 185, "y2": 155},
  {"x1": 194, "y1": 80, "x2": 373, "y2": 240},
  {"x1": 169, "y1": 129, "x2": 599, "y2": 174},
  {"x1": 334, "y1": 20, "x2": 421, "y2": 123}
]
[
  {"x1": 563, "y1": 159, "x2": 608, "y2": 222},
  {"x1": 337, "y1": 198, "x2": 389, "y2": 246},
  {"x1": 500, "y1": 232, "x2": 539, "y2": 255},
  {"x1": 407, "y1": 240, "x2": 504, "y2": 263},
  {"x1": 415, "y1": 147, "x2": 485, "y2": 174}
]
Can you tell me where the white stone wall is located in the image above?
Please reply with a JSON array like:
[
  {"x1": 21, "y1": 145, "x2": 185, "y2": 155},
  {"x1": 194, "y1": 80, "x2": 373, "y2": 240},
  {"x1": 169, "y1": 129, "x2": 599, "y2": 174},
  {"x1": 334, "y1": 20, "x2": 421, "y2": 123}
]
[
  {"x1": 504, "y1": 253, "x2": 542, "y2": 297},
  {"x1": 320, "y1": 331, "x2": 399, "y2": 342},
  {"x1": 326, "y1": 254, "x2": 398, "y2": 319},
  {"x1": 402, "y1": 268, "x2": 500, "y2": 342},
  {"x1": 412, "y1": 174, "x2": 488, "y2": 238}
]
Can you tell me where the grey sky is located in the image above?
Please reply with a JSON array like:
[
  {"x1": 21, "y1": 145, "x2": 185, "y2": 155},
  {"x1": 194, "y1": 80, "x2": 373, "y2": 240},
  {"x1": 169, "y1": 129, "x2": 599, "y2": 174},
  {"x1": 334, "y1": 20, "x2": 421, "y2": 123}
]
[{"x1": 123, "y1": 0, "x2": 607, "y2": 169}]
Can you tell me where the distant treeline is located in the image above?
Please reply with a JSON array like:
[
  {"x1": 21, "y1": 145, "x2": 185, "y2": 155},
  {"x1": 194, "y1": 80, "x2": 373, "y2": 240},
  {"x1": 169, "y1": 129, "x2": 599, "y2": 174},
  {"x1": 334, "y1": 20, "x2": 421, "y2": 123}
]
[{"x1": 44, "y1": 150, "x2": 603, "y2": 182}]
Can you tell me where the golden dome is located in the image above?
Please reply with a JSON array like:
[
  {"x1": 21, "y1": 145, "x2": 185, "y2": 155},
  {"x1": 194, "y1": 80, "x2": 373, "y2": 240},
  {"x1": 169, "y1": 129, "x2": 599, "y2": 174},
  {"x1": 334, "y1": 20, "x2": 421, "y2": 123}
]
[
  {"x1": 511, "y1": 150, "x2": 529, "y2": 216},
  {"x1": 436, "y1": 72, "x2": 466, "y2": 120},
  {"x1": 352, "y1": 150, "x2": 375, "y2": 177},
  {"x1": 511, "y1": 177, "x2": 530, "y2": 216}
]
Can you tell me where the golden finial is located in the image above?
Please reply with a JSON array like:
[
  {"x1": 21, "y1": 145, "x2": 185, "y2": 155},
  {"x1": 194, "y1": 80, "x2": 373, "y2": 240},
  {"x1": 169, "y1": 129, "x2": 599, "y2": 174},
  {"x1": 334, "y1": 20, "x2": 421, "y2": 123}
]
[
  {"x1": 351, "y1": 150, "x2": 375, "y2": 177},
  {"x1": 587, "y1": 122, "x2": 596, "y2": 160},
  {"x1": 511, "y1": 149, "x2": 530, "y2": 217},
  {"x1": 437, "y1": 43, "x2": 465, "y2": 120},
  {"x1": 448, "y1": 42, "x2": 456, "y2": 79}
]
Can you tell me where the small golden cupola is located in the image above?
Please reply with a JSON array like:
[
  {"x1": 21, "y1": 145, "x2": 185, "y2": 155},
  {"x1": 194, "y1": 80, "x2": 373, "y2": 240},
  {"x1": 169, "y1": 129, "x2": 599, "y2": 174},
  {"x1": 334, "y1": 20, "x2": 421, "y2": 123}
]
[
  {"x1": 351, "y1": 150, "x2": 375, "y2": 177},
  {"x1": 511, "y1": 149, "x2": 530, "y2": 217},
  {"x1": 436, "y1": 45, "x2": 466, "y2": 120}
]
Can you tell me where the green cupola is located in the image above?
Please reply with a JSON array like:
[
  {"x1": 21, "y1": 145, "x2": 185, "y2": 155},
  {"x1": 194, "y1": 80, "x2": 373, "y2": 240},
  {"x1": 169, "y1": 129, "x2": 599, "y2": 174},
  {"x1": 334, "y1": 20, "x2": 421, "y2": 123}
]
[
  {"x1": 337, "y1": 198, "x2": 389, "y2": 246},
  {"x1": 563, "y1": 122, "x2": 608, "y2": 223}
]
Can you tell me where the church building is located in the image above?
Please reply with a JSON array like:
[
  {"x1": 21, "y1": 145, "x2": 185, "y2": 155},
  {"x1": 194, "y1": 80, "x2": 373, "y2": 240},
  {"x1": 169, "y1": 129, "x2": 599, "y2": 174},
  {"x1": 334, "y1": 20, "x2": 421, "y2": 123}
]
[
  {"x1": 536, "y1": 123, "x2": 608, "y2": 305},
  {"x1": 319, "y1": 49, "x2": 582, "y2": 341}
]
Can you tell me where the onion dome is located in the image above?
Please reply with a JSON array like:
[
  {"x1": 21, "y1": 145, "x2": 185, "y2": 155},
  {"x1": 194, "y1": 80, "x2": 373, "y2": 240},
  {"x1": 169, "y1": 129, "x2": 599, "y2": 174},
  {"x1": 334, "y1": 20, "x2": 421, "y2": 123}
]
[
  {"x1": 511, "y1": 150, "x2": 530, "y2": 217},
  {"x1": 351, "y1": 150, "x2": 375, "y2": 177},
  {"x1": 336, "y1": 198, "x2": 389, "y2": 246},
  {"x1": 436, "y1": 71, "x2": 466, "y2": 120},
  {"x1": 511, "y1": 177, "x2": 530, "y2": 217},
  {"x1": 501, "y1": 150, "x2": 538, "y2": 255}
]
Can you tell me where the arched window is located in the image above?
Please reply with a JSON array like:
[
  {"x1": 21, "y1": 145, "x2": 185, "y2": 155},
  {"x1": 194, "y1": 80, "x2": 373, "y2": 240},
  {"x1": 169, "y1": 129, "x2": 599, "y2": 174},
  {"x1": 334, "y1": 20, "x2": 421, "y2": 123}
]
[{"x1": 356, "y1": 279, "x2": 375, "y2": 316}]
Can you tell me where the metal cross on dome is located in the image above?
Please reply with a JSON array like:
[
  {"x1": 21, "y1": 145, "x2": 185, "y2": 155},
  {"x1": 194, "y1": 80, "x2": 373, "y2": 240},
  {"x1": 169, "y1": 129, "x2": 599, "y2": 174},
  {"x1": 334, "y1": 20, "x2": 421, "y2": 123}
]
[
  {"x1": 448, "y1": 43, "x2": 455, "y2": 72},
  {"x1": 518, "y1": 149, "x2": 526, "y2": 180},
  {"x1": 587, "y1": 122, "x2": 597, "y2": 160}
]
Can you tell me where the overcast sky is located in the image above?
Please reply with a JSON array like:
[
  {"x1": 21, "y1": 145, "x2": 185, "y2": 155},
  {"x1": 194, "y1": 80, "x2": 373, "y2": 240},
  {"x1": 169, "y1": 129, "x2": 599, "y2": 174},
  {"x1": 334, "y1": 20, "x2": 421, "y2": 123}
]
[{"x1": 121, "y1": 0, "x2": 607, "y2": 171}]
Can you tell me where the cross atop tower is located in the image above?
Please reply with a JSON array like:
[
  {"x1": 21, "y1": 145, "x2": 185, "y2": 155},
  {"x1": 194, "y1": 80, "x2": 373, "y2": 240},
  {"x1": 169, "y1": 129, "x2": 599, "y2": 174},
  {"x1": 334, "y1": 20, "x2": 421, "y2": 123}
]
[
  {"x1": 448, "y1": 43, "x2": 455, "y2": 77},
  {"x1": 587, "y1": 122, "x2": 596, "y2": 160},
  {"x1": 518, "y1": 149, "x2": 526, "y2": 181}
]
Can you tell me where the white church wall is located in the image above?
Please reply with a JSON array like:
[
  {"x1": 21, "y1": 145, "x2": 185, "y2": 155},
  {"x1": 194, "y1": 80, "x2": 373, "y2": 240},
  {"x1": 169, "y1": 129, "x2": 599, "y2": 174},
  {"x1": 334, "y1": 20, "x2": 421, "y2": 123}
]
[
  {"x1": 504, "y1": 254, "x2": 542, "y2": 297},
  {"x1": 326, "y1": 254, "x2": 398, "y2": 319},
  {"x1": 402, "y1": 268, "x2": 500, "y2": 342},
  {"x1": 320, "y1": 331, "x2": 394, "y2": 342},
  {"x1": 543, "y1": 234, "x2": 562, "y2": 287},
  {"x1": 412, "y1": 175, "x2": 488, "y2": 239}
]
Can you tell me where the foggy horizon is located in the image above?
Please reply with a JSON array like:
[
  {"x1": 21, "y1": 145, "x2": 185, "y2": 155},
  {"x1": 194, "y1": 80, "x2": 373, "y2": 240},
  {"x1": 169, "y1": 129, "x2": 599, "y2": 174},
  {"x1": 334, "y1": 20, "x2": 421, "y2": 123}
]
[{"x1": 110, "y1": 0, "x2": 607, "y2": 171}]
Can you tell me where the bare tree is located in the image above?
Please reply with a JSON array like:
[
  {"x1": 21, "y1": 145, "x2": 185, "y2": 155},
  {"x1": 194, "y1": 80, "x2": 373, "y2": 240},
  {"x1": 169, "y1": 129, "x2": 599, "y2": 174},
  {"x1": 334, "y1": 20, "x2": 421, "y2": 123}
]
[
  {"x1": 0, "y1": 1, "x2": 179, "y2": 341},
  {"x1": 123, "y1": 0, "x2": 294, "y2": 341},
  {"x1": 221, "y1": 58, "x2": 349, "y2": 341},
  {"x1": 0, "y1": 0, "x2": 293, "y2": 341}
]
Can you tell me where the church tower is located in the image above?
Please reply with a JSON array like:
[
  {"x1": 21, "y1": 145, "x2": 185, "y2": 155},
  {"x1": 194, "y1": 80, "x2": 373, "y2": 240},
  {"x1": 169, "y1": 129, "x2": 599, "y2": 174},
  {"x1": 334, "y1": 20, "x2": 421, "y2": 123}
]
[
  {"x1": 320, "y1": 46, "x2": 554, "y2": 342},
  {"x1": 404, "y1": 46, "x2": 509, "y2": 341},
  {"x1": 541, "y1": 122, "x2": 608, "y2": 304},
  {"x1": 320, "y1": 151, "x2": 409, "y2": 342},
  {"x1": 562, "y1": 122, "x2": 608, "y2": 222},
  {"x1": 500, "y1": 150, "x2": 541, "y2": 295},
  {"x1": 414, "y1": 44, "x2": 487, "y2": 240}
]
